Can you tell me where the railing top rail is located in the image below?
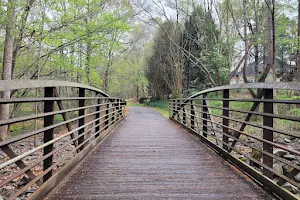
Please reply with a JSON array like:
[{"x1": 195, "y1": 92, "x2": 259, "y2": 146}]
[
  {"x1": 0, "y1": 80, "x2": 109, "y2": 97},
  {"x1": 169, "y1": 82, "x2": 300, "y2": 100}
]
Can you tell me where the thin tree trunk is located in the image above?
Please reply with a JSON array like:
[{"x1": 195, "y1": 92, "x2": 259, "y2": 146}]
[
  {"x1": 12, "y1": 0, "x2": 35, "y2": 78},
  {"x1": 242, "y1": 0, "x2": 249, "y2": 85},
  {"x1": 0, "y1": 0, "x2": 15, "y2": 141},
  {"x1": 242, "y1": 0, "x2": 256, "y2": 98},
  {"x1": 34, "y1": 0, "x2": 46, "y2": 146},
  {"x1": 297, "y1": 0, "x2": 300, "y2": 81}
]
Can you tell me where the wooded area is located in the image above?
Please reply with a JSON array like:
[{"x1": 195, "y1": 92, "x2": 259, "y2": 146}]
[
  {"x1": 145, "y1": 0, "x2": 300, "y2": 99},
  {"x1": 0, "y1": 0, "x2": 300, "y2": 138}
]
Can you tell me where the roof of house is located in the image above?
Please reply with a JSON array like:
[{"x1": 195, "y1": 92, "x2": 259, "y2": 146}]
[
  {"x1": 233, "y1": 57, "x2": 294, "y2": 77},
  {"x1": 234, "y1": 57, "x2": 264, "y2": 77}
]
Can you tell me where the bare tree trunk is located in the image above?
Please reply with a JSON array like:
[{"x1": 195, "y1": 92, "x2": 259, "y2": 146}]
[
  {"x1": 103, "y1": 50, "x2": 112, "y2": 93},
  {"x1": 85, "y1": 1, "x2": 92, "y2": 85},
  {"x1": 267, "y1": 0, "x2": 278, "y2": 119},
  {"x1": 242, "y1": 0, "x2": 256, "y2": 98},
  {"x1": 257, "y1": 0, "x2": 274, "y2": 83},
  {"x1": 12, "y1": 0, "x2": 35, "y2": 78},
  {"x1": 254, "y1": 0, "x2": 259, "y2": 81},
  {"x1": 242, "y1": 0, "x2": 249, "y2": 85},
  {"x1": 297, "y1": 0, "x2": 300, "y2": 81},
  {"x1": 0, "y1": 0, "x2": 15, "y2": 141},
  {"x1": 34, "y1": 0, "x2": 46, "y2": 146},
  {"x1": 266, "y1": 0, "x2": 276, "y2": 82}
]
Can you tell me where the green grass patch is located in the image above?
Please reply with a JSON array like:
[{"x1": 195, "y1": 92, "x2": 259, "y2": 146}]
[
  {"x1": 9, "y1": 120, "x2": 43, "y2": 138},
  {"x1": 54, "y1": 115, "x2": 64, "y2": 123}
]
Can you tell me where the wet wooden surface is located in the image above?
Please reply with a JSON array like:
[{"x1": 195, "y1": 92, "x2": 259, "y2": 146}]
[{"x1": 46, "y1": 106, "x2": 274, "y2": 200}]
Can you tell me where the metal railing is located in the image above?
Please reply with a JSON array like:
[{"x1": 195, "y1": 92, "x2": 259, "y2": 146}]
[
  {"x1": 0, "y1": 80, "x2": 126, "y2": 200},
  {"x1": 169, "y1": 82, "x2": 300, "y2": 200}
]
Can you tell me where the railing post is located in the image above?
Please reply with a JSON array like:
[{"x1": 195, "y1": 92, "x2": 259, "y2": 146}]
[
  {"x1": 173, "y1": 100, "x2": 176, "y2": 119},
  {"x1": 177, "y1": 100, "x2": 180, "y2": 122},
  {"x1": 168, "y1": 100, "x2": 170, "y2": 118},
  {"x1": 105, "y1": 99, "x2": 109, "y2": 130},
  {"x1": 95, "y1": 95, "x2": 101, "y2": 138},
  {"x1": 202, "y1": 94, "x2": 208, "y2": 137},
  {"x1": 117, "y1": 99, "x2": 120, "y2": 120},
  {"x1": 78, "y1": 88, "x2": 85, "y2": 151},
  {"x1": 120, "y1": 100, "x2": 124, "y2": 118},
  {"x1": 263, "y1": 89, "x2": 274, "y2": 179},
  {"x1": 111, "y1": 99, "x2": 115, "y2": 125},
  {"x1": 183, "y1": 104, "x2": 186, "y2": 125},
  {"x1": 223, "y1": 89, "x2": 229, "y2": 151},
  {"x1": 190, "y1": 100, "x2": 195, "y2": 130},
  {"x1": 43, "y1": 87, "x2": 55, "y2": 182}
]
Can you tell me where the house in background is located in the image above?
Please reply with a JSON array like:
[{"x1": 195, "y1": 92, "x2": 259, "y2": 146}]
[{"x1": 230, "y1": 57, "x2": 296, "y2": 84}]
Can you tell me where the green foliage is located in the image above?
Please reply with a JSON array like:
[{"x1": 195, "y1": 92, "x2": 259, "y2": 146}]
[
  {"x1": 144, "y1": 101, "x2": 168, "y2": 110},
  {"x1": 2, "y1": 0, "x2": 137, "y2": 98},
  {"x1": 54, "y1": 115, "x2": 64, "y2": 123},
  {"x1": 181, "y1": 6, "x2": 230, "y2": 89}
]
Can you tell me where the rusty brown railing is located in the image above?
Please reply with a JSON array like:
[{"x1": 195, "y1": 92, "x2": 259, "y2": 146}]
[
  {"x1": 0, "y1": 80, "x2": 126, "y2": 200},
  {"x1": 169, "y1": 82, "x2": 300, "y2": 200}
]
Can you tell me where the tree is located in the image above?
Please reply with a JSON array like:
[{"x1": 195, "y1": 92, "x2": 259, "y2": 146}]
[
  {"x1": 146, "y1": 21, "x2": 182, "y2": 99},
  {"x1": 0, "y1": 0, "x2": 15, "y2": 141},
  {"x1": 297, "y1": 0, "x2": 300, "y2": 81}
]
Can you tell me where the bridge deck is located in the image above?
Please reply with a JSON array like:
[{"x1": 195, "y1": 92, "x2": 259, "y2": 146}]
[{"x1": 46, "y1": 106, "x2": 273, "y2": 200}]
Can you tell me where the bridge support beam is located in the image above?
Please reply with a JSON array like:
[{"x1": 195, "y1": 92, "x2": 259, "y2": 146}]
[
  {"x1": 190, "y1": 100, "x2": 195, "y2": 130},
  {"x1": 95, "y1": 94, "x2": 101, "y2": 138},
  {"x1": 105, "y1": 99, "x2": 109, "y2": 130},
  {"x1": 223, "y1": 89, "x2": 229, "y2": 151},
  {"x1": 263, "y1": 89, "x2": 273, "y2": 179},
  {"x1": 182, "y1": 103, "x2": 186, "y2": 125},
  {"x1": 78, "y1": 88, "x2": 85, "y2": 151},
  {"x1": 43, "y1": 87, "x2": 55, "y2": 183},
  {"x1": 202, "y1": 94, "x2": 208, "y2": 137},
  {"x1": 177, "y1": 100, "x2": 180, "y2": 122}
]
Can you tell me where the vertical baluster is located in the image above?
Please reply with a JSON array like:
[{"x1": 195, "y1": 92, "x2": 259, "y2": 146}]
[
  {"x1": 111, "y1": 99, "x2": 115, "y2": 124},
  {"x1": 117, "y1": 99, "x2": 120, "y2": 120},
  {"x1": 190, "y1": 100, "x2": 195, "y2": 130},
  {"x1": 78, "y1": 88, "x2": 85, "y2": 151},
  {"x1": 105, "y1": 99, "x2": 109, "y2": 130},
  {"x1": 117, "y1": 100, "x2": 119, "y2": 122},
  {"x1": 168, "y1": 100, "x2": 170, "y2": 118},
  {"x1": 43, "y1": 87, "x2": 55, "y2": 182},
  {"x1": 202, "y1": 94, "x2": 208, "y2": 137},
  {"x1": 263, "y1": 89, "x2": 274, "y2": 179},
  {"x1": 177, "y1": 100, "x2": 180, "y2": 121},
  {"x1": 95, "y1": 94, "x2": 101, "y2": 138},
  {"x1": 223, "y1": 89, "x2": 229, "y2": 151},
  {"x1": 183, "y1": 102, "x2": 186, "y2": 125},
  {"x1": 121, "y1": 100, "x2": 125, "y2": 118},
  {"x1": 173, "y1": 100, "x2": 176, "y2": 119}
]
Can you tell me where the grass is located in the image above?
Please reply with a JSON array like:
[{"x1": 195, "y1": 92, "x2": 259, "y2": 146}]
[
  {"x1": 8, "y1": 114, "x2": 65, "y2": 138},
  {"x1": 9, "y1": 120, "x2": 43, "y2": 138}
]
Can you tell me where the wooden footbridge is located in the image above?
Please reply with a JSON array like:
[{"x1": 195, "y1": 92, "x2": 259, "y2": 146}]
[{"x1": 0, "y1": 80, "x2": 299, "y2": 200}]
